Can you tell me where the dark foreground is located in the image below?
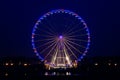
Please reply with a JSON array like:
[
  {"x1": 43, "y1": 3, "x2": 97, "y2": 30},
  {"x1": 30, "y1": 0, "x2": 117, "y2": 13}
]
[
  {"x1": 0, "y1": 56, "x2": 120, "y2": 80},
  {"x1": 0, "y1": 72, "x2": 120, "y2": 80}
]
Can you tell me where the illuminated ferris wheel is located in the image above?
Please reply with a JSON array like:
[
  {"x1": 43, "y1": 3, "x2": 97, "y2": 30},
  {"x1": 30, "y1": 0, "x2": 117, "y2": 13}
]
[{"x1": 32, "y1": 9, "x2": 90, "y2": 68}]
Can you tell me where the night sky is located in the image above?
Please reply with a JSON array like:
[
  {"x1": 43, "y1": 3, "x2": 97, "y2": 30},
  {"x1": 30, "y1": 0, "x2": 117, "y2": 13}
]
[{"x1": 1, "y1": 0, "x2": 120, "y2": 58}]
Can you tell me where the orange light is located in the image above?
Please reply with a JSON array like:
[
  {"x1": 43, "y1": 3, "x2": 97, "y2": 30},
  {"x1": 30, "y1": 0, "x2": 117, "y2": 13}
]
[
  {"x1": 10, "y1": 63, "x2": 14, "y2": 66},
  {"x1": 5, "y1": 73, "x2": 8, "y2": 76},
  {"x1": 24, "y1": 63, "x2": 28, "y2": 66},
  {"x1": 5, "y1": 63, "x2": 9, "y2": 66}
]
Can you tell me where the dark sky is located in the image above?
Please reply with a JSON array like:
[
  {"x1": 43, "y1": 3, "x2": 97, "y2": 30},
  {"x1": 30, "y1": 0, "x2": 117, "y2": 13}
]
[{"x1": 0, "y1": 0, "x2": 120, "y2": 58}]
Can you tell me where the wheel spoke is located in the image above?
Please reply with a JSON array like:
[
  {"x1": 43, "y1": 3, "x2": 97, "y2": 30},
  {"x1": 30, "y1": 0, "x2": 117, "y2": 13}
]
[
  {"x1": 34, "y1": 34, "x2": 55, "y2": 38},
  {"x1": 66, "y1": 27, "x2": 86, "y2": 36},
  {"x1": 37, "y1": 27, "x2": 55, "y2": 36},
  {"x1": 66, "y1": 39, "x2": 86, "y2": 49},
  {"x1": 64, "y1": 21, "x2": 82, "y2": 35},
  {"x1": 38, "y1": 40, "x2": 57, "y2": 54},
  {"x1": 64, "y1": 41, "x2": 78, "y2": 59},
  {"x1": 44, "y1": 41, "x2": 59, "y2": 59},
  {"x1": 51, "y1": 45, "x2": 59, "y2": 64},
  {"x1": 63, "y1": 17, "x2": 76, "y2": 34},
  {"x1": 67, "y1": 34, "x2": 88, "y2": 38},
  {"x1": 34, "y1": 38, "x2": 54, "y2": 42},
  {"x1": 43, "y1": 19, "x2": 57, "y2": 34},
  {"x1": 65, "y1": 40, "x2": 82, "y2": 54},
  {"x1": 67, "y1": 37, "x2": 88, "y2": 42}
]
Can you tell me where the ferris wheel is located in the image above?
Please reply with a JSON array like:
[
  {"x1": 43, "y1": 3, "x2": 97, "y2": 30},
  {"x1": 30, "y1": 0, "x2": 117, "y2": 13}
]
[{"x1": 32, "y1": 9, "x2": 90, "y2": 68}]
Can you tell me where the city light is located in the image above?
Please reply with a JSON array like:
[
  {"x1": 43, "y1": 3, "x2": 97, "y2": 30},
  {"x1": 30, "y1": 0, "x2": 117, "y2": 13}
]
[
  {"x1": 45, "y1": 72, "x2": 49, "y2": 76},
  {"x1": 0, "y1": 57, "x2": 120, "y2": 78},
  {"x1": 108, "y1": 63, "x2": 111, "y2": 66},
  {"x1": 10, "y1": 63, "x2": 14, "y2": 66},
  {"x1": 94, "y1": 63, "x2": 98, "y2": 66},
  {"x1": 114, "y1": 63, "x2": 117, "y2": 66},
  {"x1": 5, "y1": 73, "x2": 8, "y2": 77},
  {"x1": 24, "y1": 63, "x2": 28, "y2": 66},
  {"x1": 5, "y1": 63, "x2": 9, "y2": 66}
]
